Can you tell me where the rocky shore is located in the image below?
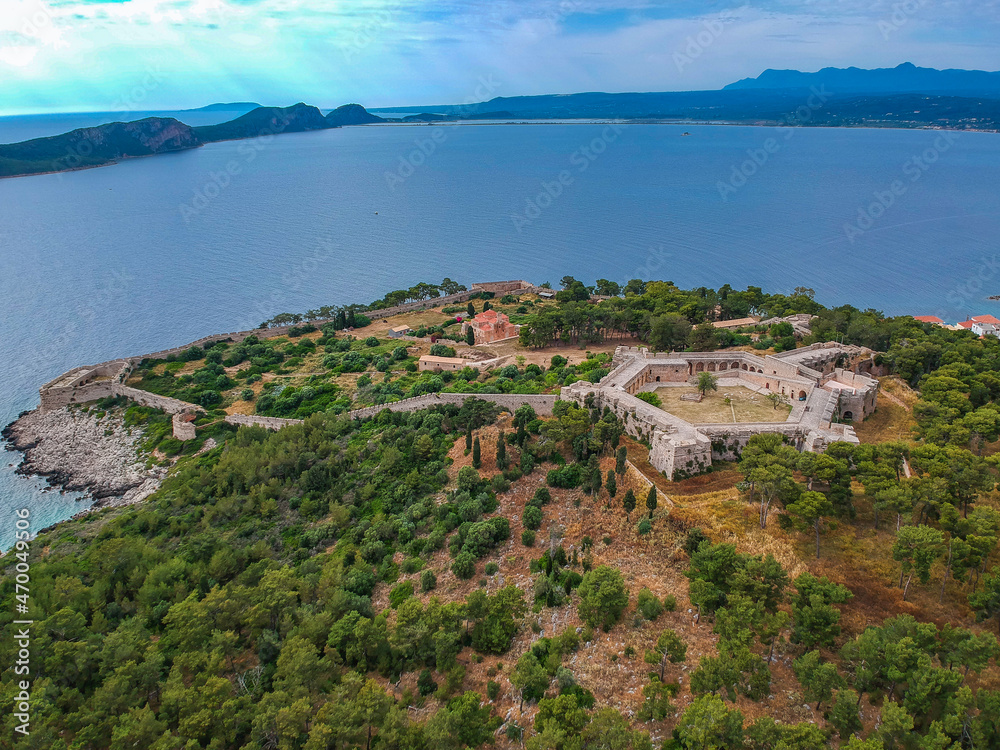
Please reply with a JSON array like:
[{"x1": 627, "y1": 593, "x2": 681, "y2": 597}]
[{"x1": 2, "y1": 406, "x2": 168, "y2": 513}]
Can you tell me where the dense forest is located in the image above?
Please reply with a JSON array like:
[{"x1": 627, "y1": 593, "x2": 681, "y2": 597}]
[{"x1": 5, "y1": 276, "x2": 1000, "y2": 749}]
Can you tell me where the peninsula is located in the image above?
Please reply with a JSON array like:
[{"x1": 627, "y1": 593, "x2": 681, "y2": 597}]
[
  {"x1": 4, "y1": 63, "x2": 999, "y2": 179},
  {"x1": 5, "y1": 272, "x2": 1000, "y2": 749}
]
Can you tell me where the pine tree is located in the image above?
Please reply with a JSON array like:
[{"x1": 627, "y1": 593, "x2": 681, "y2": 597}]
[
  {"x1": 647, "y1": 486, "x2": 658, "y2": 519},
  {"x1": 472, "y1": 437, "x2": 482, "y2": 469},
  {"x1": 623, "y1": 489, "x2": 636, "y2": 520},
  {"x1": 496, "y1": 431, "x2": 507, "y2": 470},
  {"x1": 605, "y1": 470, "x2": 618, "y2": 499}
]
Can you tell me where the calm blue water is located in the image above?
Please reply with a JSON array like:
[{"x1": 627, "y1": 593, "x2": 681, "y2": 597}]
[{"x1": 1, "y1": 117, "x2": 999, "y2": 547}]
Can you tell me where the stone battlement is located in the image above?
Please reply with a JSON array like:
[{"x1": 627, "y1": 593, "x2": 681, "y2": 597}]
[{"x1": 561, "y1": 343, "x2": 880, "y2": 479}]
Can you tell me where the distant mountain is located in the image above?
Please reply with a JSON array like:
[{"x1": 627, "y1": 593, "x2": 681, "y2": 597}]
[
  {"x1": 193, "y1": 103, "x2": 331, "y2": 143},
  {"x1": 325, "y1": 103, "x2": 385, "y2": 126},
  {"x1": 183, "y1": 102, "x2": 262, "y2": 112},
  {"x1": 0, "y1": 117, "x2": 200, "y2": 177},
  {"x1": 725, "y1": 62, "x2": 1000, "y2": 97}
]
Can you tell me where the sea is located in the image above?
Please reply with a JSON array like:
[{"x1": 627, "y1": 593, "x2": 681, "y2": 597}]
[{"x1": 1, "y1": 108, "x2": 999, "y2": 548}]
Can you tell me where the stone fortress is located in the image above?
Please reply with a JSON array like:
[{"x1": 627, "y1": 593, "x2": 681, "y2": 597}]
[
  {"x1": 33, "y1": 281, "x2": 880, "y2": 482},
  {"x1": 561, "y1": 342, "x2": 880, "y2": 479}
]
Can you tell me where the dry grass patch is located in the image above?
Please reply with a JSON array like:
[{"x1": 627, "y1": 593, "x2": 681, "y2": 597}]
[{"x1": 652, "y1": 386, "x2": 791, "y2": 424}]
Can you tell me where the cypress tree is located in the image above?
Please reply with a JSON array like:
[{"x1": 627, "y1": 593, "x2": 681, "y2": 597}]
[
  {"x1": 472, "y1": 437, "x2": 482, "y2": 469},
  {"x1": 497, "y1": 431, "x2": 507, "y2": 470},
  {"x1": 647, "y1": 486, "x2": 658, "y2": 519},
  {"x1": 623, "y1": 489, "x2": 636, "y2": 519},
  {"x1": 466, "y1": 326, "x2": 475, "y2": 346},
  {"x1": 467, "y1": 301, "x2": 475, "y2": 317},
  {"x1": 465, "y1": 424, "x2": 473, "y2": 451},
  {"x1": 616, "y1": 446, "x2": 627, "y2": 475},
  {"x1": 605, "y1": 470, "x2": 617, "y2": 499}
]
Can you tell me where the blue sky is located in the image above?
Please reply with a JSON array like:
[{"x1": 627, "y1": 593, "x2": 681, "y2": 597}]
[{"x1": 1, "y1": 0, "x2": 999, "y2": 114}]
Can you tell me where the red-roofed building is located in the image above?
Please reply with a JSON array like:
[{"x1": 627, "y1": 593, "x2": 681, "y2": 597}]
[
  {"x1": 957, "y1": 320, "x2": 975, "y2": 329},
  {"x1": 463, "y1": 309, "x2": 519, "y2": 344},
  {"x1": 913, "y1": 315, "x2": 944, "y2": 325},
  {"x1": 972, "y1": 314, "x2": 1000, "y2": 326}
]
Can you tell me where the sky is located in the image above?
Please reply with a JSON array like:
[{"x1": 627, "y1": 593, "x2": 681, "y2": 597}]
[{"x1": 1, "y1": 0, "x2": 999, "y2": 115}]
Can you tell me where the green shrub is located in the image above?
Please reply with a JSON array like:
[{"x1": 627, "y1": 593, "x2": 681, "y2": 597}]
[
  {"x1": 365, "y1": 336, "x2": 380, "y2": 347},
  {"x1": 635, "y1": 392, "x2": 661, "y2": 407},
  {"x1": 389, "y1": 581, "x2": 414, "y2": 608},
  {"x1": 240, "y1": 389, "x2": 254, "y2": 401},
  {"x1": 420, "y1": 569, "x2": 437, "y2": 592},
  {"x1": 637, "y1": 518, "x2": 652, "y2": 535},
  {"x1": 637, "y1": 587, "x2": 664, "y2": 620},
  {"x1": 663, "y1": 594, "x2": 677, "y2": 612},
  {"x1": 452, "y1": 552, "x2": 477, "y2": 579},
  {"x1": 485, "y1": 562, "x2": 499, "y2": 576},
  {"x1": 521, "y1": 529, "x2": 536, "y2": 547},
  {"x1": 522, "y1": 505, "x2": 543, "y2": 530},
  {"x1": 417, "y1": 669, "x2": 437, "y2": 696},
  {"x1": 577, "y1": 565, "x2": 629, "y2": 631},
  {"x1": 487, "y1": 680, "x2": 500, "y2": 700}
]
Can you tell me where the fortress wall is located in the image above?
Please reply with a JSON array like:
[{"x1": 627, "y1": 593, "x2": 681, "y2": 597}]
[
  {"x1": 40, "y1": 381, "x2": 118, "y2": 410},
  {"x1": 113, "y1": 386, "x2": 199, "y2": 415},
  {"x1": 471, "y1": 280, "x2": 533, "y2": 294},
  {"x1": 225, "y1": 414, "x2": 305, "y2": 430},
  {"x1": 346, "y1": 393, "x2": 556, "y2": 420},
  {"x1": 365, "y1": 291, "x2": 475, "y2": 320}
]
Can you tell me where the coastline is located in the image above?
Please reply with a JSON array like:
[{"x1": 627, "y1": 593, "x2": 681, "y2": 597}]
[
  {"x1": 3, "y1": 116, "x2": 996, "y2": 180},
  {"x1": 1, "y1": 405, "x2": 168, "y2": 517}
]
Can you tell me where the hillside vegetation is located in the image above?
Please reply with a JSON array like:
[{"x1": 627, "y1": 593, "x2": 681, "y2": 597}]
[{"x1": 6, "y1": 278, "x2": 1000, "y2": 749}]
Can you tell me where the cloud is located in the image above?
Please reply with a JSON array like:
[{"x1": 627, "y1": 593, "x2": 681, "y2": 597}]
[{"x1": 1, "y1": 0, "x2": 998, "y2": 114}]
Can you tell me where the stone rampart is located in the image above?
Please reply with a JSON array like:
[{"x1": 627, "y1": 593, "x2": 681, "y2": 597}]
[
  {"x1": 346, "y1": 393, "x2": 556, "y2": 420},
  {"x1": 224, "y1": 414, "x2": 305, "y2": 430},
  {"x1": 471, "y1": 280, "x2": 534, "y2": 294}
]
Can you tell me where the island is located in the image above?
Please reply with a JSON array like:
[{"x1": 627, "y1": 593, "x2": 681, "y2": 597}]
[
  {"x1": 3, "y1": 272, "x2": 1000, "y2": 749},
  {"x1": 4, "y1": 63, "x2": 1000, "y2": 179}
]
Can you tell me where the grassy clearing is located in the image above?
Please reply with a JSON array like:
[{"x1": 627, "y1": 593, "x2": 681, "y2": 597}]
[{"x1": 652, "y1": 385, "x2": 791, "y2": 424}]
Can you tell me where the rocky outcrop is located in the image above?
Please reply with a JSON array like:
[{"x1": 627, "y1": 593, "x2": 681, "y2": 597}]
[
  {"x1": 194, "y1": 103, "x2": 333, "y2": 142},
  {"x1": 2, "y1": 407, "x2": 166, "y2": 510},
  {"x1": 325, "y1": 103, "x2": 386, "y2": 126},
  {"x1": 0, "y1": 117, "x2": 201, "y2": 177}
]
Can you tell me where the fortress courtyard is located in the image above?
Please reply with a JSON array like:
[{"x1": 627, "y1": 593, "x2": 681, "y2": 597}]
[{"x1": 650, "y1": 384, "x2": 793, "y2": 424}]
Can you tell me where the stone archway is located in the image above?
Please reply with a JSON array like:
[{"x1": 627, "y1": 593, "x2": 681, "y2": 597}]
[
  {"x1": 843, "y1": 410, "x2": 854, "y2": 420},
  {"x1": 695, "y1": 362, "x2": 704, "y2": 373},
  {"x1": 741, "y1": 363, "x2": 748, "y2": 371},
  {"x1": 719, "y1": 362, "x2": 728, "y2": 371},
  {"x1": 798, "y1": 390, "x2": 807, "y2": 400},
  {"x1": 765, "y1": 382, "x2": 770, "y2": 389},
  {"x1": 707, "y1": 363, "x2": 716, "y2": 372}
]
